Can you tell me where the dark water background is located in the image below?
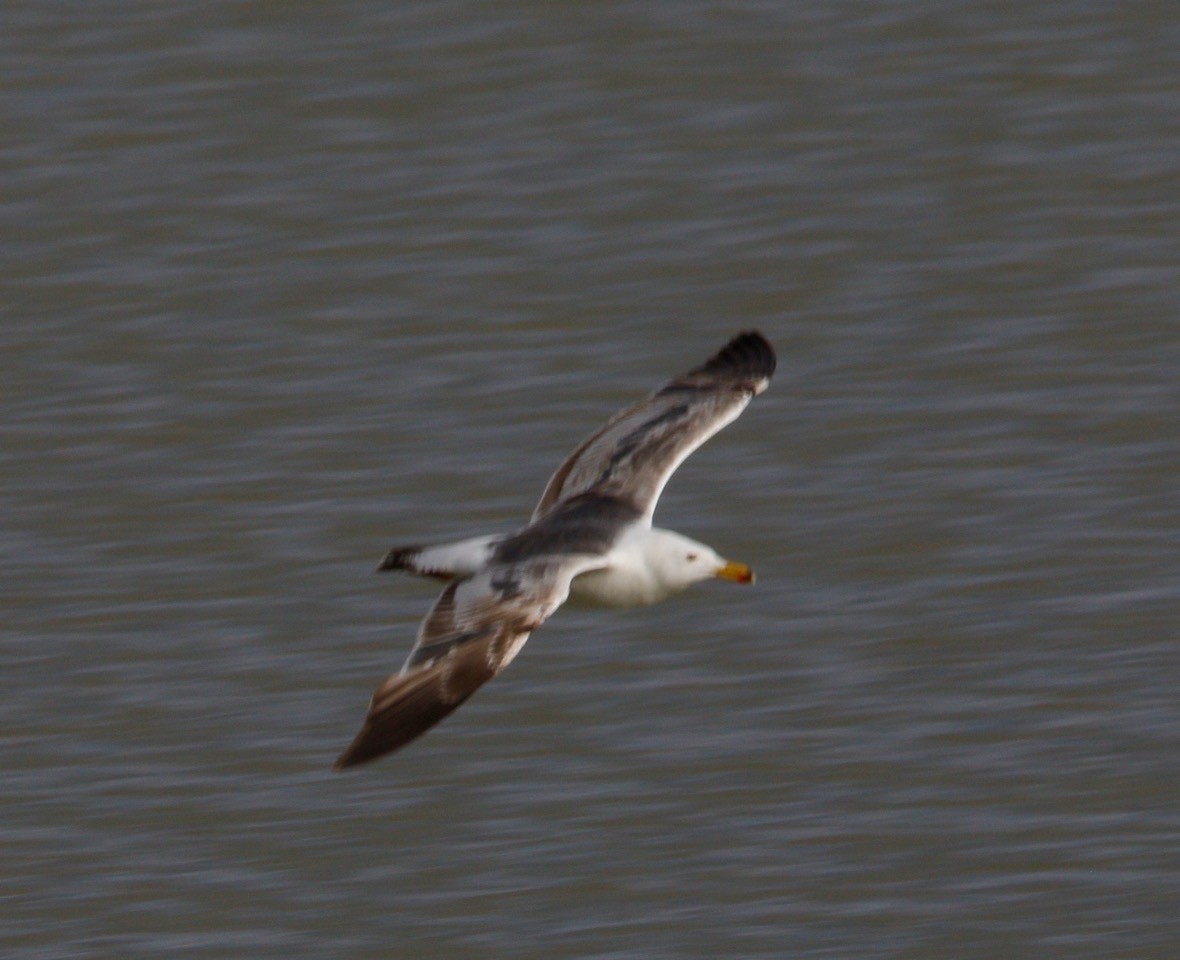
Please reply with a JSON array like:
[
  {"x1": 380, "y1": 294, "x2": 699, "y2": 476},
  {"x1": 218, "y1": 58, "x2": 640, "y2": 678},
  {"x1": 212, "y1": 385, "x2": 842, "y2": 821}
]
[{"x1": 3, "y1": 3, "x2": 1178, "y2": 957}]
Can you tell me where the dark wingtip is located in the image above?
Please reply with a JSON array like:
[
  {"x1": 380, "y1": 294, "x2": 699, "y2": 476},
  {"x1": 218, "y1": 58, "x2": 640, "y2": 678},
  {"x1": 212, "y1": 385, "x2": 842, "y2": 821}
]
[
  {"x1": 333, "y1": 722, "x2": 388, "y2": 770},
  {"x1": 695, "y1": 330, "x2": 776, "y2": 382},
  {"x1": 332, "y1": 749, "x2": 363, "y2": 771}
]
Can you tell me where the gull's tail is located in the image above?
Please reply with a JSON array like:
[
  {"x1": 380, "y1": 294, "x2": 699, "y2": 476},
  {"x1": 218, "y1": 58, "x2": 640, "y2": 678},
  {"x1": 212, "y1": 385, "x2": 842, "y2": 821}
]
[{"x1": 375, "y1": 534, "x2": 501, "y2": 580}]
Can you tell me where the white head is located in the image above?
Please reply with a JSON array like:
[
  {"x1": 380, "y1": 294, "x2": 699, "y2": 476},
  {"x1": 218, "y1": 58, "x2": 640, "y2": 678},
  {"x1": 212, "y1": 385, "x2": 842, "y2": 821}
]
[{"x1": 645, "y1": 528, "x2": 755, "y2": 596}]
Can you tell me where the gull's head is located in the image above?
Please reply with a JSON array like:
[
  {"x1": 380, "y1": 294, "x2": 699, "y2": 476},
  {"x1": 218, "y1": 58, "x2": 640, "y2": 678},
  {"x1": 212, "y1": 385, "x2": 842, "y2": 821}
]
[{"x1": 648, "y1": 530, "x2": 756, "y2": 594}]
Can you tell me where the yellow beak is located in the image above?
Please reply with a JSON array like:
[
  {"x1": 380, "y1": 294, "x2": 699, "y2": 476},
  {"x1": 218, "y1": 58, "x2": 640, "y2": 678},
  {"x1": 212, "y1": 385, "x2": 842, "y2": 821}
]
[{"x1": 715, "y1": 560, "x2": 755, "y2": 584}]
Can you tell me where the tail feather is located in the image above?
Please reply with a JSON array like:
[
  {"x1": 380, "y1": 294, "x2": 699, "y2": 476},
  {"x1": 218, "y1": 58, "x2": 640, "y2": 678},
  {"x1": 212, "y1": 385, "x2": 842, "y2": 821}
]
[
  {"x1": 376, "y1": 544, "x2": 430, "y2": 574},
  {"x1": 375, "y1": 534, "x2": 500, "y2": 580}
]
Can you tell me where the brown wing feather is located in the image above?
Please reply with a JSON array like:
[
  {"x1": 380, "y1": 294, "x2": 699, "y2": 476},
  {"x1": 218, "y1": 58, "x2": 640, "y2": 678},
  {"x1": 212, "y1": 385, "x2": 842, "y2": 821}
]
[
  {"x1": 333, "y1": 625, "x2": 505, "y2": 768},
  {"x1": 334, "y1": 557, "x2": 597, "y2": 769},
  {"x1": 532, "y1": 331, "x2": 775, "y2": 521}
]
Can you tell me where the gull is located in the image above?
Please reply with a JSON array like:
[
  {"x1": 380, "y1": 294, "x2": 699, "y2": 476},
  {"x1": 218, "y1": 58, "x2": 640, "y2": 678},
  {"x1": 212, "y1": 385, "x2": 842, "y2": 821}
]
[{"x1": 335, "y1": 330, "x2": 775, "y2": 768}]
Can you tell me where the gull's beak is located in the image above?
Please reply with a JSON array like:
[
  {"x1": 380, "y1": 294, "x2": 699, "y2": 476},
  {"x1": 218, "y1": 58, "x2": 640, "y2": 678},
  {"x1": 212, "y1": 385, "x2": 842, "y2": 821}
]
[{"x1": 715, "y1": 560, "x2": 755, "y2": 584}]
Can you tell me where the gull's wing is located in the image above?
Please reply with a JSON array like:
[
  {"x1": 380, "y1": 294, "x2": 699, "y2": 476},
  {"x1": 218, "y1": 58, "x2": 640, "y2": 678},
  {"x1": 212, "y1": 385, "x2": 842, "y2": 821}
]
[
  {"x1": 334, "y1": 555, "x2": 600, "y2": 769},
  {"x1": 532, "y1": 330, "x2": 775, "y2": 522}
]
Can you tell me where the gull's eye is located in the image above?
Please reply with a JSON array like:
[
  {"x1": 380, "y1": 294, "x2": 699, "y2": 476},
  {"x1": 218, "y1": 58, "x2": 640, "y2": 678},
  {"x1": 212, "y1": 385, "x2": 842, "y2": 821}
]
[{"x1": 686, "y1": 552, "x2": 699, "y2": 562}]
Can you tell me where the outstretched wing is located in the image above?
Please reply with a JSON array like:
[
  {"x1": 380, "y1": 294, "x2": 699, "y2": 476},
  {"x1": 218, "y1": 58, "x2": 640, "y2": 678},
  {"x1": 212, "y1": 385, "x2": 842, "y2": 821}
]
[
  {"x1": 532, "y1": 330, "x2": 775, "y2": 522},
  {"x1": 334, "y1": 555, "x2": 599, "y2": 769}
]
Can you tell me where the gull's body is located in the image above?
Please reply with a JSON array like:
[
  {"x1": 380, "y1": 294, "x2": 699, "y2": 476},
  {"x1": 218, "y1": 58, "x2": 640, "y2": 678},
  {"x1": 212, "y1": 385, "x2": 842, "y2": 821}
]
[{"x1": 335, "y1": 331, "x2": 775, "y2": 769}]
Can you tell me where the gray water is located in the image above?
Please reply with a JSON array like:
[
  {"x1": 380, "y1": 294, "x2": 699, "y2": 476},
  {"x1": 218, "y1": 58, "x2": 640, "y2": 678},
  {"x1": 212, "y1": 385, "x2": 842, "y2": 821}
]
[{"x1": 3, "y1": 3, "x2": 1178, "y2": 958}]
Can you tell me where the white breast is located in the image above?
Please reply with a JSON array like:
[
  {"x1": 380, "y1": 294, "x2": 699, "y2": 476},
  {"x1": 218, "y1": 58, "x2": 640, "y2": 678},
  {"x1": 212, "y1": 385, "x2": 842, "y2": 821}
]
[
  {"x1": 567, "y1": 525, "x2": 678, "y2": 608},
  {"x1": 569, "y1": 564, "x2": 665, "y2": 608}
]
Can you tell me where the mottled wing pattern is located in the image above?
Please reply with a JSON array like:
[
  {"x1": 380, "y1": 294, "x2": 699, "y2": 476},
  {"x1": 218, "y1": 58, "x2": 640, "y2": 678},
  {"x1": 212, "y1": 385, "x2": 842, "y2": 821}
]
[
  {"x1": 334, "y1": 556, "x2": 599, "y2": 769},
  {"x1": 532, "y1": 331, "x2": 776, "y2": 522},
  {"x1": 332, "y1": 626, "x2": 498, "y2": 769}
]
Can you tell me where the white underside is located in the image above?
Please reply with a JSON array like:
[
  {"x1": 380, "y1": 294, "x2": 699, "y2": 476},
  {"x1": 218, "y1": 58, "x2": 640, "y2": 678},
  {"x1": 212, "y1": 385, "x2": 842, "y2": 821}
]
[
  {"x1": 567, "y1": 524, "x2": 697, "y2": 608},
  {"x1": 569, "y1": 564, "x2": 666, "y2": 608}
]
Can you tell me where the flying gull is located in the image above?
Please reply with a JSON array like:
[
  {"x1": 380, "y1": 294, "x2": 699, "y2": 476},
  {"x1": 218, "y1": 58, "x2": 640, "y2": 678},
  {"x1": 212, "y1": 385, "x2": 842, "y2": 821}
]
[{"x1": 335, "y1": 330, "x2": 775, "y2": 769}]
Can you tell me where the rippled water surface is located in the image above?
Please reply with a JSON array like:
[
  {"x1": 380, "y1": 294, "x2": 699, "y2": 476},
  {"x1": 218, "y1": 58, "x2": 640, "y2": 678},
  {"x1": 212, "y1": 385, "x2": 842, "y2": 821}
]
[{"x1": 3, "y1": 3, "x2": 1178, "y2": 958}]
